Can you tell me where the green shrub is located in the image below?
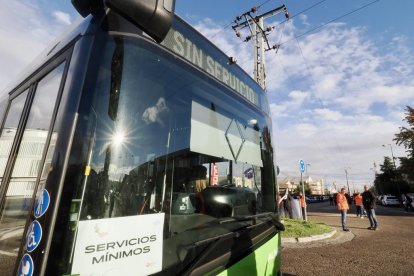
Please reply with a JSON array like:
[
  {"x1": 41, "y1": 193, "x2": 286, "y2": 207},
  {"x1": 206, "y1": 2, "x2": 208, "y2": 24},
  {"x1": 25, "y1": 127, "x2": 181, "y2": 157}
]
[{"x1": 281, "y1": 219, "x2": 332, "y2": 238}]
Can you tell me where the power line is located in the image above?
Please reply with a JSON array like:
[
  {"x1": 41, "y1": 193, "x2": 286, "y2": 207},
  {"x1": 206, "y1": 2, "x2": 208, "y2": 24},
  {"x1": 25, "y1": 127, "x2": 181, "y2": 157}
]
[
  {"x1": 198, "y1": 1, "x2": 380, "y2": 183},
  {"x1": 280, "y1": 0, "x2": 380, "y2": 46},
  {"x1": 272, "y1": 0, "x2": 380, "y2": 182},
  {"x1": 271, "y1": 0, "x2": 329, "y2": 30}
]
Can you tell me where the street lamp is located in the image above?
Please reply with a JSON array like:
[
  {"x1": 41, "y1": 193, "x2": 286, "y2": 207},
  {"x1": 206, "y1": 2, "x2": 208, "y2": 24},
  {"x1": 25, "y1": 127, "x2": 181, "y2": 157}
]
[
  {"x1": 305, "y1": 163, "x2": 311, "y2": 177},
  {"x1": 369, "y1": 168, "x2": 377, "y2": 191},
  {"x1": 344, "y1": 168, "x2": 350, "y2": 194}
]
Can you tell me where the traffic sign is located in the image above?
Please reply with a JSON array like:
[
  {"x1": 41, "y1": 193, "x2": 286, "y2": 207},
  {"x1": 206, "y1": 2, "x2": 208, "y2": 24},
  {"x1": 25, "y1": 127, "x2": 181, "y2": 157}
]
[
  {"x1": 34, "y1": 189, "x2": 50, "y2": 218},
  {"x1": 299, "y1": 159, "x2": 305, "y2": 173},
  {"x1": 25, "y1": 220, "x2": 42, "y2": 252},
  {"x1": 17, "y1": 254, "x2": 34, "y2": 276}
]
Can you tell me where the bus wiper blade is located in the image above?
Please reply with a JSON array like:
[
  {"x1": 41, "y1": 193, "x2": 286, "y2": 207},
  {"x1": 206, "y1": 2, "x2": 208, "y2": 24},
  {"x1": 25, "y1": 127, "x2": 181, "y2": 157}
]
[
  {"x1": 220, "y1": 212, "x2": 285, "y2": 231},
  {"x1": 221, "y1": 212, "x2": 274, "y2": 222}
]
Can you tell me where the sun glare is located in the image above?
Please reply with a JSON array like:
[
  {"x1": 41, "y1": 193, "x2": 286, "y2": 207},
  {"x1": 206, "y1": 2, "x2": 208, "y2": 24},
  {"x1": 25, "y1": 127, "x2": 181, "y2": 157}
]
[{"x1": 112, "y1": 131, "x2": 125, "y2": 145}]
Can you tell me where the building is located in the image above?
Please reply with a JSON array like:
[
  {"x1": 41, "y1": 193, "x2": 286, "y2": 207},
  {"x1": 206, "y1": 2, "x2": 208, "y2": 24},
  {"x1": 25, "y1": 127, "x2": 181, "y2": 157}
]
[{"x1": 278, "y1": 176, "x2": 325, "y2": 195}]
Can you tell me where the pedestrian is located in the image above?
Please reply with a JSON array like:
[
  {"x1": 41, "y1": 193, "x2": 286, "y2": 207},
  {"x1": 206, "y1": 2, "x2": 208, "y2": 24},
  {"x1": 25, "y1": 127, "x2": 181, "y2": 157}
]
[
  {"x1": 278, "y1": 191, "x2": 288, "y2": 218},
  {"x1": 329, "y1": 195, "x2": 334, "y2": 206},
  {"x1": 354, "y1": 192, "x2": 364, "y2": 218},
  {"x1": 336, "y1": 188, "x2": 350, "y2": 231},
  {"x1": 404, "y1": 194, "x2": 413, "y2": 212},
  {"x1": 362, "y1": 184, "x2": 379, "y2": 230},
  {"x1": 284, "y1": 191, "x2": 293, "y2": 219},
  {"x1": 299, "y1": 192, "x2": 307, "y2": 220}
]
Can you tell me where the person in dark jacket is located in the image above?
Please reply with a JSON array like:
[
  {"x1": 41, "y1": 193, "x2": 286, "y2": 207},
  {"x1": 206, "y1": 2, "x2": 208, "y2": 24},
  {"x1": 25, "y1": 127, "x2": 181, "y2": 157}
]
[
  {"x1": 404, "y1": 194, "x2": 413, "y2": 212},
  {"x1": 362, "y1": 185, "x2": 378, "y2": 230}
]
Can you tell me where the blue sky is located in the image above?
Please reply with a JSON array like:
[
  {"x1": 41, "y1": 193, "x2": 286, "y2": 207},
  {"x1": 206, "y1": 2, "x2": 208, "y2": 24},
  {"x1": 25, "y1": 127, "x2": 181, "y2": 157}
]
[{"x1": 1, "y1": 0, "x2": 413, "y2": 192}]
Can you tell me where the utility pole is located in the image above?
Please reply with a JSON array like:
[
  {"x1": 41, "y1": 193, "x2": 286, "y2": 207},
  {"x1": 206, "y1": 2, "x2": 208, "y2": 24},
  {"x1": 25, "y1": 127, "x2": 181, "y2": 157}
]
[
  {"x1": 382, "y1": 143, "x2": 401, "y2": 197},
  {"x1": 232, "y1": 5, "x2": 289, "y2": 90},
  {"x1": 382, "y1": 144, "x2": 397, "y2": 171}
]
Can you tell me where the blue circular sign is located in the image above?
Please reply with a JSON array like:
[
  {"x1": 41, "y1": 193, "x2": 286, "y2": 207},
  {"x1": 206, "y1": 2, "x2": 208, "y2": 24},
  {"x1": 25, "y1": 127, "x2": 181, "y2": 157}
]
[
  {"x1": 25, "y1": 220, "x2": 42, "y2": 252},
  {"x1": 299, "y1": 159, "x2": 305, "y2": 173},
  {"x1": 34, "y1": 189, "x2": 50, "y2": 218},
  {"x1": 17, "y1": 254, "x2": 34, "y2": 276}
]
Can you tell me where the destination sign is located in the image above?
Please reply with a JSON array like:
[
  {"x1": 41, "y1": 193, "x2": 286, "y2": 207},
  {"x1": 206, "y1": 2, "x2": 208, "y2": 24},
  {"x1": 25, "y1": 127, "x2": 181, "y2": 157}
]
[{"x1": 162, "y1": 28, "x2": 260, "y2": 106}]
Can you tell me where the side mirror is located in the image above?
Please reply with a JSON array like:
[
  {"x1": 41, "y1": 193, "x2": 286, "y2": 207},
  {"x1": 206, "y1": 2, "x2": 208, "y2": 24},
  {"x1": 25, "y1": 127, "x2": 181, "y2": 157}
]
[
  {"x1": 72, "y1": 0, "x2": 175, "y2": 43},
  {"x1": 71, "y1": 0, "x2": 103, "y2": 17},
  {"x1": 104, "y1": 0, "x2": 175, "y2": 43}
]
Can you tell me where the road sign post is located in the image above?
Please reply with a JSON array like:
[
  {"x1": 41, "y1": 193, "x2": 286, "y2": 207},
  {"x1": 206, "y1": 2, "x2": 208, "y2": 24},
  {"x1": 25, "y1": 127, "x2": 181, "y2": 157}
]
[{"x1": 299, "y1": 159, "x2": 308, "y2": 222}]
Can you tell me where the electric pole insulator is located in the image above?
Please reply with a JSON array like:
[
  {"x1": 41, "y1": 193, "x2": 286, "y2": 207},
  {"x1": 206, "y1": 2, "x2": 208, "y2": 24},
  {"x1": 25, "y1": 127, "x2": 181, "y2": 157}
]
[{"x1": 265, "y1": 44, "x2": 280, "y2": 52}]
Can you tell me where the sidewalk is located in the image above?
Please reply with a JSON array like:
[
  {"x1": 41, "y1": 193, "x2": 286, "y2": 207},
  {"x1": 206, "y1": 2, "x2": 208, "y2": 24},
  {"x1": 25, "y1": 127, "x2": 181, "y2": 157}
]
[
  {"x1": 281, "y1": 202, "x2": 414, "y2": 275},
  {"x1": 282, "y1": 227, "x2": 355, "y2": 249},
  {"x1": 281, "y1": 204, "x2": 360, "y2": 248}
]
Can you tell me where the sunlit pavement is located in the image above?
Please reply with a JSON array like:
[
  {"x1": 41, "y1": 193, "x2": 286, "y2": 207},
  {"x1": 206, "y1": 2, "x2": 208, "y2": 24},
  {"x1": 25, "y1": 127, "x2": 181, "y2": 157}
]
[{"x1": 281, "y1": 201, "x2": 414, "y2": 276}]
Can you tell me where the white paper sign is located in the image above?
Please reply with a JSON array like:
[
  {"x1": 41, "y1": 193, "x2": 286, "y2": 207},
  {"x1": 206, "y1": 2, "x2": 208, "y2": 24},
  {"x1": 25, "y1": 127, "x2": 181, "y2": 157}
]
[{"x1": 71, "y1": 213, "x2": 165, "y2": 276}]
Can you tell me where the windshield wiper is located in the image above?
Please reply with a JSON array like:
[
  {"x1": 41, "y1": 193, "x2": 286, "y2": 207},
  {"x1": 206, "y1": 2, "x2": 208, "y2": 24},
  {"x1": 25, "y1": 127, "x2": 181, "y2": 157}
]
[
  {"x1": 177, "y1": 213, "x2": 283, "y2": 276},
  {"x1": 220, "y1": 212, "x2": 285, "y2": 231}
]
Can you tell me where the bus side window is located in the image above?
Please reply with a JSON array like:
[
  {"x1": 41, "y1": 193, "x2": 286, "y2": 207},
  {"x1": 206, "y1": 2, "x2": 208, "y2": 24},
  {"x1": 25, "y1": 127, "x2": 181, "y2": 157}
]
[
  {"x1": 0, "y1": 91, "x2": 28, "y2": 187},
  {"x1": 0, "y1": 97, "x2": 8, "y2": 128},
  {"x1": 0, "y1": 63, "x2": 65, "y2": 274}
]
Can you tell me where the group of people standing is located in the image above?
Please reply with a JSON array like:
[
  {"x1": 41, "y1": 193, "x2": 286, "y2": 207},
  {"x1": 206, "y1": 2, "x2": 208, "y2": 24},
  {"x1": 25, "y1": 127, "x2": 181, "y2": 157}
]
[
  {"x1": 278, "y1": 191, "x2": 307, "y2": 220},
  {"x1": 336, "y1": 185, "x2": 379, "y2": 231}
]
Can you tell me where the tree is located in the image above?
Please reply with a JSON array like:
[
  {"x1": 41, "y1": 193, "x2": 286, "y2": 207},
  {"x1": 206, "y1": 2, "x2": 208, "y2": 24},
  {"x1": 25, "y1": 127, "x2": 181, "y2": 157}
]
[
  {"x1": 295, "y1": 181, "x2": 310, "y2": 195},
  {"x1": 394, "y1": 106, "x2": 414, "y2": 192},
  {"x1": 374, "y1": 157, "x2": 396, "y2": 195},
  {"x1": 394, "y1": 106, "x2": 414, "y2": 158}
]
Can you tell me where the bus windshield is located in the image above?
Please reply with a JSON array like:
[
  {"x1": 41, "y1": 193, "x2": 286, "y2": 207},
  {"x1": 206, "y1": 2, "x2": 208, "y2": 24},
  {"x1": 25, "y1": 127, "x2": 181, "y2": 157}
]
[{"x1": 54, "y1": 30, "x2": 277, "y2": 275}]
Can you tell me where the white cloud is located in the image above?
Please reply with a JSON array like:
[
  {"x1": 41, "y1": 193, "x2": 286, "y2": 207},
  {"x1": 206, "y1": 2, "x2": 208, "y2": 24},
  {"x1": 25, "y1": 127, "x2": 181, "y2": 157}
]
[
  {"x1": 298, "y1": 14, "x2": 310, "y2": 26},
  {"x1": 193, "y1": 18, "x2": 256, "y2": 76},
  {"x1": 1, "y1": 3, "x2": 413, "y2": 190},
  {"x1": 192, "y1": 17, "x2": 414, "y2": 188},
  {"x1": 53, "y1": 10, "x2": 71, "y2": 25},
  {"x1": 269, "y1": 89, "x2": 309, "y2": 119},
  {"x1": 142, "y1": 97, "x2": 169, "y2": 126},
  {"x1": 313, "y1": 108, "x2": 343, "y2": 121}
]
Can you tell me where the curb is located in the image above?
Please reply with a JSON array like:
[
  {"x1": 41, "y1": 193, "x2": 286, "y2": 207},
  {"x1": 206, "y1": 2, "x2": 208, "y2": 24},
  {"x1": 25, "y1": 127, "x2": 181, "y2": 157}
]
[{"x1": 282, "y1": 229, "x2": 337, "y2": 244}]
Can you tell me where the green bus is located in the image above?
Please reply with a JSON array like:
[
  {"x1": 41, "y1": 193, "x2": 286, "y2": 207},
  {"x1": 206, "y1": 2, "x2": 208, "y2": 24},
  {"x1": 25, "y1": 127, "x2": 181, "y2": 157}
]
[{"x1": 0, "y1": 1, "x2": 284, "y2": 275}]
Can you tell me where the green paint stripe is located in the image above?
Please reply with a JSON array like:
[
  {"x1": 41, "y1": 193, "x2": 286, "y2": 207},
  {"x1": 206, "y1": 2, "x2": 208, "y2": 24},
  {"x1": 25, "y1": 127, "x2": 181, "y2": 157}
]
[{"x1": 217, "y1": 233, "x2": 281, "y2": 276}]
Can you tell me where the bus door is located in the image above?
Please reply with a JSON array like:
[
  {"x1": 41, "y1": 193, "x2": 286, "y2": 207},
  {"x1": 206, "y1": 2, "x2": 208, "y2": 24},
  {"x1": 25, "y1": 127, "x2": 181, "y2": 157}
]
[{"x1": 0, "y1": 59, "x2": 68, "y2": 275}]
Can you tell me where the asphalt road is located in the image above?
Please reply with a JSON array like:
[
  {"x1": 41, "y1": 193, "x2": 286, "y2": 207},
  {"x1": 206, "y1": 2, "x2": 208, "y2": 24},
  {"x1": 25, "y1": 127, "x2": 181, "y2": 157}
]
[{"x1": 281, "y1": 201, "x2": 414, "y2": 276}]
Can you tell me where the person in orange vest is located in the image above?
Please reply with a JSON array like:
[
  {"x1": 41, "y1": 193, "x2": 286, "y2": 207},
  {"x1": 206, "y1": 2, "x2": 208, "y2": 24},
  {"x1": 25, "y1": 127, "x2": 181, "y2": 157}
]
[
  {"x1": 354, "y1": 192, "x2": 364, "y2": 218},
  {"x1": 299, "y1": 192, "x2": 307, "y2": 220},
  {"x1": 336, "y1": 187, "x2": 350, "y2": 231}
]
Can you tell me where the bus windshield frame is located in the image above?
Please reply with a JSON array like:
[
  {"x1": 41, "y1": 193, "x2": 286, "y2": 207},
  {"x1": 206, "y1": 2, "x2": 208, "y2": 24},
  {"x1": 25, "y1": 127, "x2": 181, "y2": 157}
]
[{"x1": 44, "y1": 18, "x2": 279, "y2": 274}]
